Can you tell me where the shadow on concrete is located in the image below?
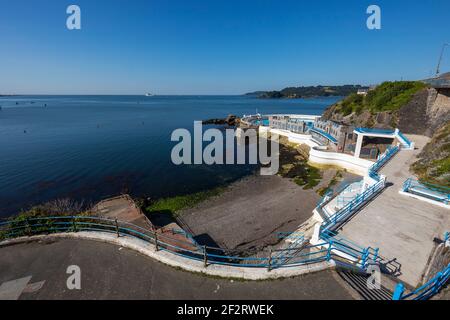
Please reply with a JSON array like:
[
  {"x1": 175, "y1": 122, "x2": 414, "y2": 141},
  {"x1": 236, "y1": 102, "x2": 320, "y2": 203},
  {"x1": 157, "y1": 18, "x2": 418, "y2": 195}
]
[
  {"x1": 146, "y1": 210, "x2": 176, "y2": 228},
  {"x1": 194, "y1": 233, "x2": 221, "y2": 248}
]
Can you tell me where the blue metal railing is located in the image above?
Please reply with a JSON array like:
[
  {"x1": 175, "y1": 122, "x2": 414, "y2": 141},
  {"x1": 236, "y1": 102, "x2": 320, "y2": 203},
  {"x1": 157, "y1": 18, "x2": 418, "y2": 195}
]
[
  {"x1": 315, "y1": 144, "x2": 400, "y2": 271},
  {"x1": 317, "y1": 189, "x2": 334, "y2": 207},
  {"x1": 396, "y1": 131, "x2": 412, "y2": 148},
  {"x1": 0, "y1": 216, "x2": 351, "y2": 270},
  {"x1": 321, "y1": 230, "x2": 379, "y2": 269},
  {"x1": 318, "y1": 146, "x2": 399, "y2": 237},
  {"x1": 402, "y1": 178, "x2": 450, "y2": 205},
  {"x1": 369, "y1": 146, "x2": 399, "y2": 175},
  {"x1": 393, "y1": 231, "x2": 450, "y2": 300},
  {"x1": 309, "y1": 127, "x2": 338, "y2": 143},
  {"x1": 393, "y1": 264, "x2": 450, "y2": 300},
  {"x1": 354, "y1": 128, "x2": 412, "y2": 149},
  {"x1": 321, "y1": 178, "x2": 385, "y2": 233}
]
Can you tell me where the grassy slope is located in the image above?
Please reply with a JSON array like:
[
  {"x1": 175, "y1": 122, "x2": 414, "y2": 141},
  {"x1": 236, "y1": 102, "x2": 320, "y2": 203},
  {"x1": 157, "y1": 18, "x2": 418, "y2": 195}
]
[
  {"x1": 412, "y1": 122, "x2": 450, "y2": 187},
  {"x1": 334, "y1": 81, "x2": 426, "y2": 116}
]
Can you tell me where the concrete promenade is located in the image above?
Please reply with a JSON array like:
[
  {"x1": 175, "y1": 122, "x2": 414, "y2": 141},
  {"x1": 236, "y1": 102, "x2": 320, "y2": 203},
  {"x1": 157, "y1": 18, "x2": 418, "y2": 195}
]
[
  {"x1": 0, "y1": 238, "x2": 355, "y2": 300},
  {"x1": 340, "y1": 135, "x2": 449, "y2": 287}
]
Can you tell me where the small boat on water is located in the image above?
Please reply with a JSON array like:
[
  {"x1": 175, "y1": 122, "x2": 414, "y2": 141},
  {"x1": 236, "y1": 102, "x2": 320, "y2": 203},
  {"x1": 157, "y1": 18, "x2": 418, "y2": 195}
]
[{"x1": 145, "y1": 93, "x2": 153, "y2": 97}]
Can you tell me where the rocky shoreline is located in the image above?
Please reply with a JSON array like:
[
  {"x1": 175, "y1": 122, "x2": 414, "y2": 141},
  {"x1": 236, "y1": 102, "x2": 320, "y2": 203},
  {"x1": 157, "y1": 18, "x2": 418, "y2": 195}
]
[{"x1": 202, "y1": 114, "x2": 239, "y2": 126}]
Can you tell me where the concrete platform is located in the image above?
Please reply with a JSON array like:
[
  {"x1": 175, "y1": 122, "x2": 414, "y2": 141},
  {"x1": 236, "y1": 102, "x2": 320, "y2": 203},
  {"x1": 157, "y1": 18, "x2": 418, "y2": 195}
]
[
  {"x1": 340, "y1": 135, "x2": 449, "y2": 287},
  {"x1": 92, "y1": 194, "x2": 153, "y2": 230}
]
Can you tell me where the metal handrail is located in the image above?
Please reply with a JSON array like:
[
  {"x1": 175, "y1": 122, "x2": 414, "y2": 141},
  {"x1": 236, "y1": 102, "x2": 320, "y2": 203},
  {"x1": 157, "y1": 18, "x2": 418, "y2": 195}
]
[
  {"x1": 0, "y1": 216, "x2": 348, "y2": 270},
  {"x1": 394, "y1": 264, "x2": 450, "y2": 300},
  {"x1": 402, "y1": 178, "x2": 450, "y2": 204}
]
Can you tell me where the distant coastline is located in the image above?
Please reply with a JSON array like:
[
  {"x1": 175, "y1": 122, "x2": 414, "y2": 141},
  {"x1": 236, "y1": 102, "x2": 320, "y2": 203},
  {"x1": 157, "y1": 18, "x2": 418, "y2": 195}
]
[{"x1": 245, "y1": 85, "x2": 363, "y2": 99}]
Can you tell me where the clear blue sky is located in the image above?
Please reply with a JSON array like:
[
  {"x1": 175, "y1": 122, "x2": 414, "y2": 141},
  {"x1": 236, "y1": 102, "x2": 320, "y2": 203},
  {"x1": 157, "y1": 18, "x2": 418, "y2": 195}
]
[{"x1": 1, "y1": 0, "x2": 449, "y2": 95}]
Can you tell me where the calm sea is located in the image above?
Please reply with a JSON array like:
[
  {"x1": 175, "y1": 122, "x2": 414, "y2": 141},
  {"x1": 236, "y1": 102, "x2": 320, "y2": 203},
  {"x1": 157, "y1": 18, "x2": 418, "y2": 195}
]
[{"x1": 0, "y1": 95, "x2": 341, "y2": 218}]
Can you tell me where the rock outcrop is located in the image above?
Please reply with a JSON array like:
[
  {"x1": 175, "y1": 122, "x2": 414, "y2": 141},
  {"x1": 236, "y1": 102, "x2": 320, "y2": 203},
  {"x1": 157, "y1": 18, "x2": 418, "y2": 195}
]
[{"x1": 202, "y1": 114, "x2": 239, "y2": 126}]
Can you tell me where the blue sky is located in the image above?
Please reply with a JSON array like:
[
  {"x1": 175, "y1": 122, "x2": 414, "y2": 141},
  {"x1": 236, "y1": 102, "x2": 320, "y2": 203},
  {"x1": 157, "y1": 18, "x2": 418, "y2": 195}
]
[{"x1": 1, "y1": 0, "x2": 449, "y2": 95}]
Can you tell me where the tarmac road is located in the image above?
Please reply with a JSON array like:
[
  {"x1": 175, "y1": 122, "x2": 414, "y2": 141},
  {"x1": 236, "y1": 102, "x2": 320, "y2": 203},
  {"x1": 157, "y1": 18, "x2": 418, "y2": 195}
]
[{"x1": 0, "y1": 238, "x2": 355, "y2": 300}]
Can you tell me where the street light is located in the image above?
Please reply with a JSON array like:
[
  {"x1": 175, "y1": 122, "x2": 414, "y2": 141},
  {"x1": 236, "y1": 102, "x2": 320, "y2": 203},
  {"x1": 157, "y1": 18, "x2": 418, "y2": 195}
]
[{"x1": 436, "y1": 43, "x2": 449, "y2": 77}]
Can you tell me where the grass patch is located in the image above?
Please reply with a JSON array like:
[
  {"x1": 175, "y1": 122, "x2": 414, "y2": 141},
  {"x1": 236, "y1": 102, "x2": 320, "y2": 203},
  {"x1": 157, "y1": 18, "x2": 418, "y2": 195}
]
[
  {"x1": 293, "y1": 165, "x2": 322, "y2": 190},
  {"x1": 276, "y1": 136, "x2": 323, "y2": 190},
  {"x1": 146, "y1": 187, "x2": 225, "y2": 216}
]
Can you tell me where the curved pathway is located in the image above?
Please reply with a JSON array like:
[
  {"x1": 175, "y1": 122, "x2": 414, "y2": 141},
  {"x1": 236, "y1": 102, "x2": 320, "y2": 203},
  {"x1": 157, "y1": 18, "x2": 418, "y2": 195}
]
[{"x1": 0, "y1": 238, "x2": 355, "y2": 300}]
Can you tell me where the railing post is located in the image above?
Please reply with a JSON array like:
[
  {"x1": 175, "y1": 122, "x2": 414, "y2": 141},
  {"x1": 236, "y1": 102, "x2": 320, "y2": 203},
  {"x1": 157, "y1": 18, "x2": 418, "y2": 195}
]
[
  {"x1": 154, "y1": 232, "x2": 159, "y2": 251},
  {"x1": 373, "y1": 248, "x2": 379, "y2": 263},
  {"x1": 392, "y1": 283, "x2": 405, "y2": 300},
  {"x1": 72, "y1": 217, "x2": 77, "y2": 233},
  {"x1": 115, "y1": 219, "x2": 119, "y2": 237},
  {"x1": 203, "y1": 245, "x2": 208, "y2": 268},
  {"x1": 267, "y1": 248, "x2": 272, "y2": 271},
  {"x1": 326, "y1": 241, "x2": 333, "y2": 261},
  {"x1": 361, "y1": 248, "x2": 368, "y2": 269}
]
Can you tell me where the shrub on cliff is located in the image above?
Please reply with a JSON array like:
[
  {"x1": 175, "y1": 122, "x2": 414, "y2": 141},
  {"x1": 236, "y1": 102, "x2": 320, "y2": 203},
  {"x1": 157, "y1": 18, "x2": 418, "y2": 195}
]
[
  {"x1": 412, "y1": 122, "x2": 450, "y2": 187},
  {"x1": 334, "y1": 81, "x2": 426, "y2": 116}
]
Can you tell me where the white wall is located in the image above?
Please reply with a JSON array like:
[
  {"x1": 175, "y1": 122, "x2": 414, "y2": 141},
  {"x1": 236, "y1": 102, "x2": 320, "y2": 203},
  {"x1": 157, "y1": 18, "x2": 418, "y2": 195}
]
[{"x1": 309, "y1": 147, "x2": 373, "y2": 176}]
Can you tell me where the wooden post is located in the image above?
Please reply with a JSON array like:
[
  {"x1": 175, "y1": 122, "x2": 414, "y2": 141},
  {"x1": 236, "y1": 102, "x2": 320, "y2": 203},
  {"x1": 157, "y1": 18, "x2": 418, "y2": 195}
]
[
  {"x1": 115, "y1": 219, "x2": 119, "y2": 237},
  {"x1": 72, "y1": 217, "x2": 77, "y2": 233},
  {"x1": 203, "y1": 245, "x2": 208, "y2": 268}
]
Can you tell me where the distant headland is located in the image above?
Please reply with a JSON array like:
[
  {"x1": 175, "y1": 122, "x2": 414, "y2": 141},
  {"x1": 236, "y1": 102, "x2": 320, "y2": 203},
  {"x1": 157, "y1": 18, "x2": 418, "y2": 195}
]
[{"x1": 245, "y1": 85, "x2": 364, "y2": 99}]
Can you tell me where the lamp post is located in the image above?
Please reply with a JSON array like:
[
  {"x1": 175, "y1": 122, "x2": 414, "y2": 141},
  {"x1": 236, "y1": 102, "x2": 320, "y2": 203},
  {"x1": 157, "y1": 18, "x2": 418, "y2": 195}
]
[{"x1": 436, "y1": 43, "x2": 449, "y2": 77}]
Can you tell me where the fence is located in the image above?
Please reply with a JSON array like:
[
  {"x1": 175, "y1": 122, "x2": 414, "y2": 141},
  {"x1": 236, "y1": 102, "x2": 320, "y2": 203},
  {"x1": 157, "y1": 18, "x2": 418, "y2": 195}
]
[
  {"x1": 317, "y1": 145, "x2": 398, "y2": 233},
  {"x1": 369, "y1": 145, "x2": 399, "y2": 176},
  {"x1": 320, "y1": 178, "x2": 385, "y2": 233},
  {"x1": 393, "y1": 265, "x2": 450, "y2": 300},
  {"x1": 324, "y1": 145, "x2": 399, "y2": 228},
  {"x1": 392, "y1": 231, "x2": 450, "y2": 300},
  {"x1": 396, "y1": 131, "x2": 413, "y2": 149},
  {"x1": 0, "y1": 216, "x2": 342, "y2": 271},
  {"x1": 320, "y1": 230, "x2": 379, "y2": 270},
  {"x1": 402, "y1": 178, "x2": 450, "y2": 205}
]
